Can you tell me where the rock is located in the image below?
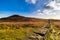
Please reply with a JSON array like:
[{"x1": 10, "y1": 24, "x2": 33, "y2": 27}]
[
  {"x1": 34, "y1": 28, "x2": 49, "y2": 36},
  {"x1": 28, "y1": 34, "x2": 44, "y2": 40},
  {"x1": 23, "y1": 28, "x2": 49, "y2": 40}
]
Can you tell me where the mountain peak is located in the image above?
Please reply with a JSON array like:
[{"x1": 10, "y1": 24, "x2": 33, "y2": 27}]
[
  {"x1": 0, "y1": 15, "x2": 42, "y2": 22},
  {"x1": 9, "y1": 15, "x2": 21, "y2": 17}
]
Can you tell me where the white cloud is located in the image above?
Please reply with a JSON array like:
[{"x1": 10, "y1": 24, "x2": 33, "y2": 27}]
[
  {"x1": 47, "y1": 0, "x2": 60, "y2": 10},
  {"x1": 25, "y1": 0, "x2": 37, "y2": 4},
  {"x1": 32, "y1": 0, "x2": 60, "y2": 19}
]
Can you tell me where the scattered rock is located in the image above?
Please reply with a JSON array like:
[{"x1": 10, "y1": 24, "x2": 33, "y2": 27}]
[
  {"x1": 25, "y1": 28, "x2": 49, "y2": 40},
  {"x1": 34, "y1": 28, "x2": 49, "y2": 35}
]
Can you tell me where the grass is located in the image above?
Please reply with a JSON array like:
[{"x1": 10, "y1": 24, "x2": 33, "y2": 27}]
[
  {"x1": 47, "y1": 24, "x2": 60, "y2": 40},
  {"x1": 0, "y1": 22, "x2": 42, "y2": 40},
  {"x1": 0, "y1": 27, "x2": 37, "y2": 40},
  {"x1": 0, "y1": 22, "x2": 60, "y2": 40}
]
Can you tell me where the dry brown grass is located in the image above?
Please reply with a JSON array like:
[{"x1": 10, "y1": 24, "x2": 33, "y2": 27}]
[
  {"x1": 0, "y1": 22, "x2": 48, "y2": 28},
  {"x1": 52, "y1": 21, "x2": 60, "y2": 26},
  {"x1": 0, "y1": 21, "x2": 48, "y2": 40}
]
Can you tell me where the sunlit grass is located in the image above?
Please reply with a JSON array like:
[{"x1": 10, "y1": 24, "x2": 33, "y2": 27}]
[
  {"x1": 48, "y1": 24, "x2": 60, "y2": 40},
  {"x1": 0, "y1": 22, "x2": 60, "y2": 40},
  {"x1": 0, "y1": 27, "x2": 37, "y2": 40}
]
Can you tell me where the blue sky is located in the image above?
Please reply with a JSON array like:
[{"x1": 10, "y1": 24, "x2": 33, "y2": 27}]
[
  {"x1": 0, "y1": 0, "x2": 51, "y2": 18},
  {"x1": 1, "y1": 0, "x2": 60, "y2": 19}
]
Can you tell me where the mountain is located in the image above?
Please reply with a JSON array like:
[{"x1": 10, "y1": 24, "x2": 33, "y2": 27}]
[
  {"x1": 0, "y1": 15, "x2": 60, "y2": 26},
  {"x1": 0, "y1": 15, "x2": 48, "y2": 22}
]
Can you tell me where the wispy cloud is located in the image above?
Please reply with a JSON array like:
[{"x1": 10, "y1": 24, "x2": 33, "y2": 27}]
[
  {"x1": 33, "y1": 0, "x2": 60, "y2": 19},
  {"x1": 25, "y1": 0, "x2": 37, "y2": 4}
]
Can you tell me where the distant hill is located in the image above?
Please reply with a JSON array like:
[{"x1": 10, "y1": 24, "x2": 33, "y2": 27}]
[
  {"x1": 0, "y1": 15, "x2": 60, "y2": 22},
  {"x1": 0, "y1": 15, "x2": 60, "y2": 26},
  {"x1": 0, "y1": 15, "x2": 48, "y2": 22}
]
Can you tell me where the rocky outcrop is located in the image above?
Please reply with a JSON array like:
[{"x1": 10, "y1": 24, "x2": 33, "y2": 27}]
[{"x1": 24, "y1": 27, "x2": 50, "y2": 40}]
